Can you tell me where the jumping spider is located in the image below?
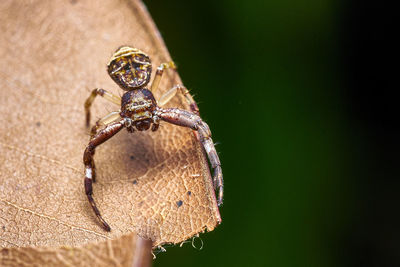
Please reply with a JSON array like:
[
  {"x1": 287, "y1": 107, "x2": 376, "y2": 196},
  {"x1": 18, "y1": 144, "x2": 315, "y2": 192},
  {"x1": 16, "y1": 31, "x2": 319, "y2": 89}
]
[{"x1": 83, "y1": 46, "x2": 223, "y2": 231}]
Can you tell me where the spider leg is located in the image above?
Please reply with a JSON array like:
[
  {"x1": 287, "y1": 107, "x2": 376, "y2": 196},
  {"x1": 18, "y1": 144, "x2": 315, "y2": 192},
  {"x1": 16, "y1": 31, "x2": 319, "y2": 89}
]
[
  {"x1": 150, "y1": 61, "x2": 176, "y2": 93},
  {"x1": 155, "y1": 108, "x2": 223, "y2": 206},
  {"x1": 83, "y1": 119, "x2": 125, "y2": 231},
  {"x1": 158, "y1": 84, "x2": 199, "y2": 115},
  {"x1": 84, "y1": 88, "x2": 121, "y2": 127},
  {"x1": 158, "y1": 84, "x2": 201, "y2": 144},
  {"x1": 89, "y1": 111, "x2": 121, "y2": 183},
  {"x1": 90, "y1": 111, "x2": 122, "y2": 137}
]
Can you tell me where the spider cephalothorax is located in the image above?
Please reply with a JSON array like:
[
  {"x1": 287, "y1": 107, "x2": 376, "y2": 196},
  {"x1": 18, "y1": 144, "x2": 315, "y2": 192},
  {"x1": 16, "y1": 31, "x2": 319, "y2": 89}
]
[
  {"x1": 84, "y1": 46, "x2": 223, "y2": 231},
  {"x1": 120, "y1": 89, "x2": 158, "y2": 131},
  {"x1": 107, "y1": 46, "x2": 152, "y2": 90}
]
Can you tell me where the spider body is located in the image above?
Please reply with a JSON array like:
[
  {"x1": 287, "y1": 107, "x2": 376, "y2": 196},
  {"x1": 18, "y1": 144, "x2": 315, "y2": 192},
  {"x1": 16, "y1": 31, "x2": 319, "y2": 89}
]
[
  {"x1": 107, "y1": 47, "x2": 152, "y2": 90},
  {"x1": 84, "y1": 46, "x2": 223, "y2": 231},
  {"x1": 120, "y1": 89, "x2": 158, "y2": 131}
]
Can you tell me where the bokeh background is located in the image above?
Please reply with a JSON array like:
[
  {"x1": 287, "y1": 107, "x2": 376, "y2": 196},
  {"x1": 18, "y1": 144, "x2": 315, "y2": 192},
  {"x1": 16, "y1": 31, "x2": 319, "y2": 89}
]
[{"x1": 145, "y1": 0, "x2": 398, "y2": 267}]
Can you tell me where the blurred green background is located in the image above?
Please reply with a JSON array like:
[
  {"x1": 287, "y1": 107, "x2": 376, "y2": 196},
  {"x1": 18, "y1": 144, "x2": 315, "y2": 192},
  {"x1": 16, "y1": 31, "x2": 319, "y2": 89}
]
[{"x1": 145, "y1": 1, "x2": 397, "y2": 266}]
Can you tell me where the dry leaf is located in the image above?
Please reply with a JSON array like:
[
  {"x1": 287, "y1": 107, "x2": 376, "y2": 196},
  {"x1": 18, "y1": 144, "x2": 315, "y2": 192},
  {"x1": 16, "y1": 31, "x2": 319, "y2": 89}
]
[
  {"x1": 0, "y1": 233, "x2": 151, "y2": 267},
  {"x1": 0, "y1": 0, "x2": 221, "y2": 262}
]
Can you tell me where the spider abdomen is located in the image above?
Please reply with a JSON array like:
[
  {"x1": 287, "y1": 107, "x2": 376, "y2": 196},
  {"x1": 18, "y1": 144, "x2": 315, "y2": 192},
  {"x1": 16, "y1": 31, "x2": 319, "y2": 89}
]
[{"x1": 107, "y1": 47, "x2": 152, "y2": 90}]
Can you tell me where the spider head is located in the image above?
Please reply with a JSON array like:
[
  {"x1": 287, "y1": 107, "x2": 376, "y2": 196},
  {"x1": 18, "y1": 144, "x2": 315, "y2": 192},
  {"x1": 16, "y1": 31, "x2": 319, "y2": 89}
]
[
  {"x1": 107, "y1": 46, "x2": 152, "y2": 90},
  {"x1": 121, "y1": 89, "x2": 157, "y2": 131}
]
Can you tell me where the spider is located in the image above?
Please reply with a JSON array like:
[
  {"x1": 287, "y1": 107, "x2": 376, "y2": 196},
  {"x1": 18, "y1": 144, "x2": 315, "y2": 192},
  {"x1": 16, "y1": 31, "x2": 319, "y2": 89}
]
[{"x1": 83, "y1": 46, "x2": 223, "y2": 231}]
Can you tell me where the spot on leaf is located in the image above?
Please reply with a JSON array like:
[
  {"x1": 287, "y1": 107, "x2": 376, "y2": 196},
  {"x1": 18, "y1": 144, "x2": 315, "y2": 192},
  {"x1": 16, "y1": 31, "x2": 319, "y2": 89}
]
[{"x1": 176, "y1": 200, "x2": 183, "y2": 207}]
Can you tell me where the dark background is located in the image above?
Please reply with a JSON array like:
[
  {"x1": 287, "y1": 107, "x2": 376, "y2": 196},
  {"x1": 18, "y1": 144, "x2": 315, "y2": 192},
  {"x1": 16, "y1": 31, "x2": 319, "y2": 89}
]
[{"x1": 145, "y1": 1, "x2": 398, "y2": 266}]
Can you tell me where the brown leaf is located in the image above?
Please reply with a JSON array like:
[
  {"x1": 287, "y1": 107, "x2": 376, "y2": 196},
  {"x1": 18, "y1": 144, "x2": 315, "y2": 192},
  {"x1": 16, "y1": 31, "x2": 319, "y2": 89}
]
[
  {"x1": 1, "y1": 233, "x2": 152, "y2": 267},
  {"x1": 0, "y1": 0, "x2": 220, "y2": 258}
]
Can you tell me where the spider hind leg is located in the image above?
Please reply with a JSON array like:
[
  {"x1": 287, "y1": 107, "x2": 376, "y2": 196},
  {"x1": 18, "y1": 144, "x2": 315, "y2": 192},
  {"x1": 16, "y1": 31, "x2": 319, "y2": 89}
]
[
  {"x1": 150, "y1": 61, "x2": 176, "y2": 93},
  {"x1": 84, "y1": 88, "x2": 121, "y2": 127},
  {"x1": 158, "y1": 84, "x2": 199, "y2": 115}
]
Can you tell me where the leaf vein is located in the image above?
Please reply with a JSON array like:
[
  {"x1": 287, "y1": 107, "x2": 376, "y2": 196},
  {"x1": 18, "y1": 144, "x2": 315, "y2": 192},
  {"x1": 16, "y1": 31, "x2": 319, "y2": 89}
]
[
  {"x1": 0, "y1": 142, "x2": 80, "y2": 173},
  {"x1": 0, "y1": 198, "x2": 110, "y2": 240}
]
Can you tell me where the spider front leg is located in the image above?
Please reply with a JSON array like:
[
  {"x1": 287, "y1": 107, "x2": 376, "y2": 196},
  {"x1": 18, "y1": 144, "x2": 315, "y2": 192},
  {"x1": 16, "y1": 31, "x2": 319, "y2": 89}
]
[
  {"x1": 83, "y1": 119, "x2": 125, "y2": 231},
  {"x1": 84, "y1": 88, "x2": 121, "y2": 127},
  {"x1": 155, "y1": 107, "x2": 223, "y2": 206}
]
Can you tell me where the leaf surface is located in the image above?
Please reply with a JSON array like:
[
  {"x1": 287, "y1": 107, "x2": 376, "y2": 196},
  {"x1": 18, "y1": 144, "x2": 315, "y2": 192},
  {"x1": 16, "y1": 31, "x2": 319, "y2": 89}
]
[
  {"x1": 1, "y1": 233, "x2": 151, "y2": 267},
  {"x1": 0, "y1": 0, "x2": 220, "y2": 259}
]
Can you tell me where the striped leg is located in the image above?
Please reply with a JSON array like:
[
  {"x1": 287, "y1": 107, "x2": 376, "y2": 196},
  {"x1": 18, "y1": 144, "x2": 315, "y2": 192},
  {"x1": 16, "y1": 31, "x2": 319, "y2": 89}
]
[
  {"x1": 155, "y1": 107, "x2": 223, "y2": 206},
  {"x1": 158, "y1": 84, "x2": 201, "y2": 141},
  {"x1": 83, "y1": 120, "x2": 124, "y2": 231}
]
